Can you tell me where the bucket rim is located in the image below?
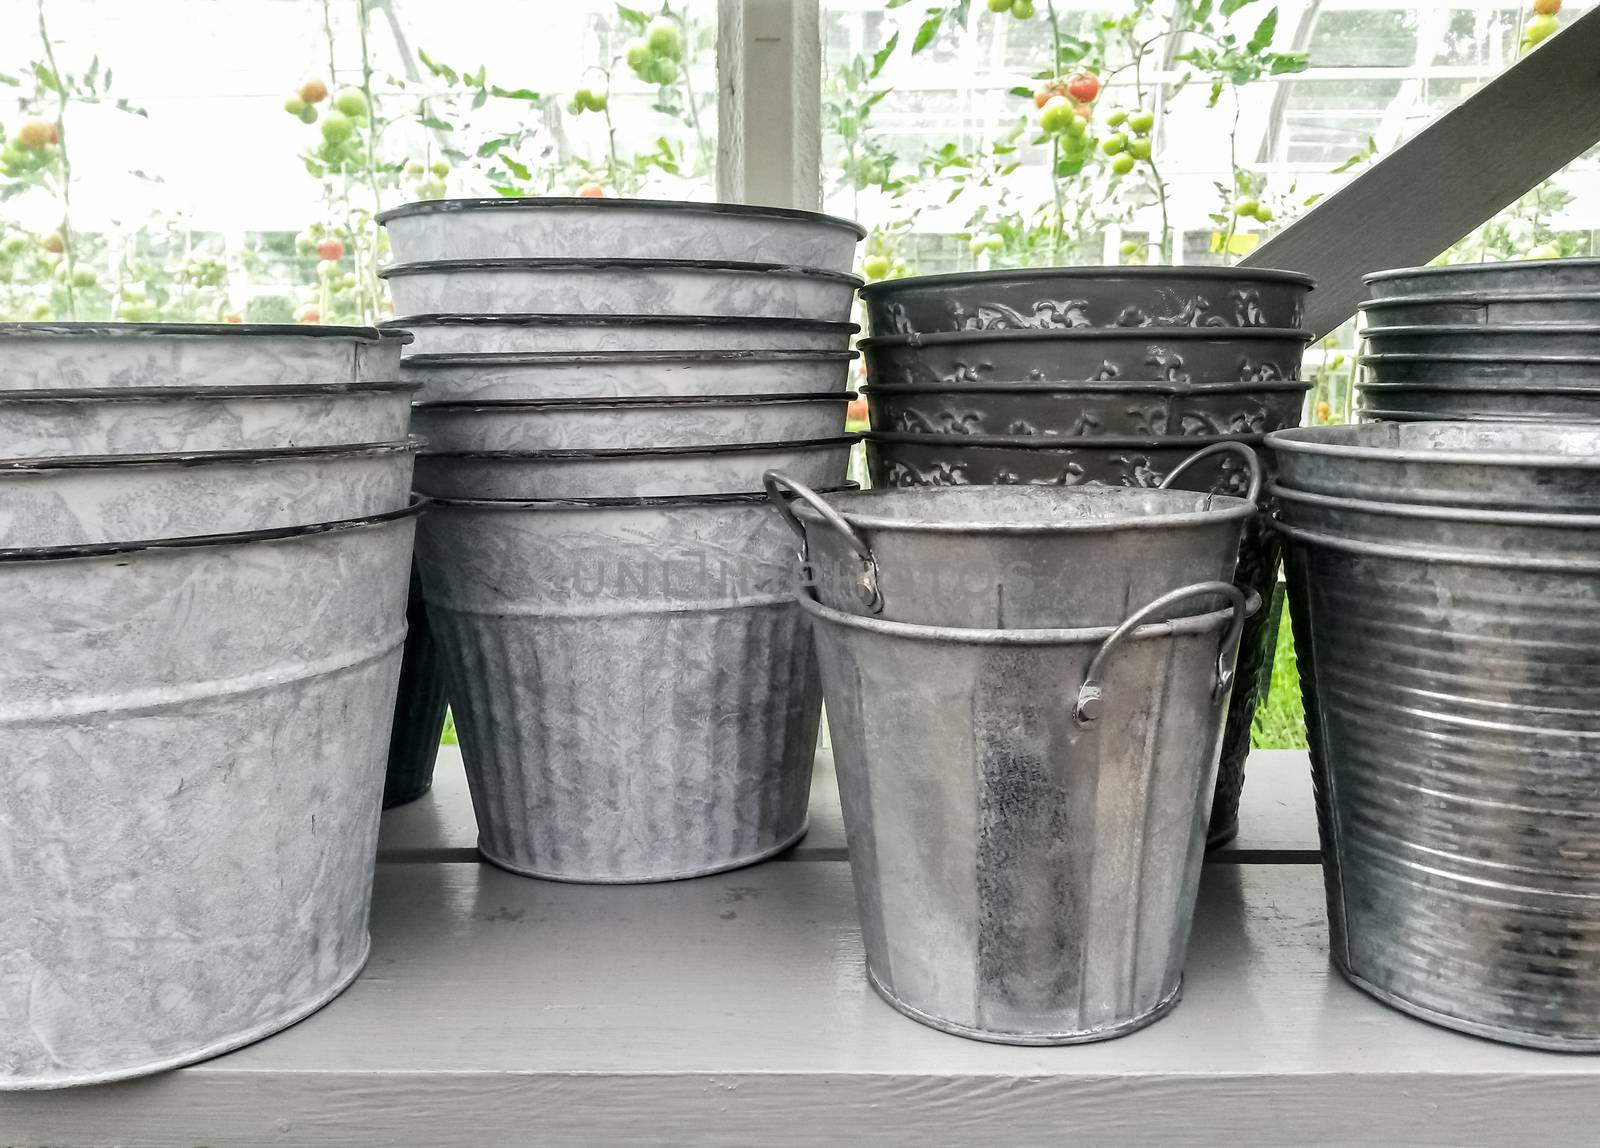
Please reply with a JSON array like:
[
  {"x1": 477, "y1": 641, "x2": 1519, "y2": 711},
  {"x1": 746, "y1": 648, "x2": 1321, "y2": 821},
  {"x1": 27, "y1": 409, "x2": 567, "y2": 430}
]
[
  {"x1": 1361, "y1": 323, "x2": 1600, "y2": 338},
  {"x1": 864, "y1": 429, "x2": 1264, "y2": 450},
  {"x1": 0, "y1": 321, "x2": 382, "y2": 340},
  {"x1": 1353, "y1": 408, "x2": 1565, "y2": 423},
  {"x1": 0, "y1": 381, "x2": 421, "y2": 405},
  {"x1": 420, "y1": 435, "x2": 857, "y2": 461},
  {"x1": 380, "y1": 257, "x2": 864, "y2": 288},
  {"x1": 422, "y1": 481, "x2": 860, "y2": 511},
  {"x1": 1273, "y1": 516, "x2": 1600, "y2": 571},
  {"x1": 1270, "y1": 481, "x2": 1600, "y2": 526},
  {"x1": 1360, "y1": 351, "x2": 1600, "y2": 365},
  {"x1": 0, "y1": 437, "x2": 422, "y2": 472},
  {"x1": 375, "y1": 194, "x2": 868, "y2": 238},
  {"x1": 858, "y1": 264, "x2": 1317, "y2": 296},
  {"x1": 384, "y1": 312, "x2": 860, "y2": 334},
  {"x1": 863, "y1": 379, "x2": 1311, "y2": 396},
  {"x1": 412, "y1": 391, "x2": 855, "y2": 412},
  {"x1": 1362, "y1": 290, "x2": 1600, "y2": 308},
  {"x1": 859, "y1": 326, "x2": 1313, "y2": 351},
  {"x1": 1357, "y1": 380, "x2": 1600, "y2": 395},
  {"x1": 399, "y1": 348, "x2": 858, "y2": 368},
  {"x1": 1365, "y1": 258, "x2": 1600, "y2": 284},
  {"x1": 1265, "y1": 422, "x2": 1600, "y2": 471}
]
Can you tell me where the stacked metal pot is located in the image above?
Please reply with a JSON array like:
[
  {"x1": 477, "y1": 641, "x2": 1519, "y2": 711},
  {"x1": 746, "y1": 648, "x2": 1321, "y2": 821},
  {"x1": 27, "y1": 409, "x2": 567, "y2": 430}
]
[
  {"x1": 766, "y1": 443, "x2": 1258, "y2": 1044},
  {"x1": 1269, "y1": 419, "x2": 1600, "y2": 1049},
  {"x1": 856, "y1": 266, "x2": 1315, "y2": 844},
  {"x1": 1359, "y1": 257, "x2": 1600, "y2": 421},
  {"x1": 0, "y1": 322, "x2": 419, "y2": 1089},
  {"x1": 378, "y1": 196, "x2": 863, "y2": 883}
]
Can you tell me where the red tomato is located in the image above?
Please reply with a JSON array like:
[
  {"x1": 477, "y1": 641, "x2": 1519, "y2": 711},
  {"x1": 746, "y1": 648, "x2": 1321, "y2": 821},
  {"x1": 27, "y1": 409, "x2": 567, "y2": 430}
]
[
  {"x1": 1066, "y1": 72, "x2": 1100, "y2": 103},
  {"x1": 316, "y1": 237, "x2": 344, "y2": 261}
]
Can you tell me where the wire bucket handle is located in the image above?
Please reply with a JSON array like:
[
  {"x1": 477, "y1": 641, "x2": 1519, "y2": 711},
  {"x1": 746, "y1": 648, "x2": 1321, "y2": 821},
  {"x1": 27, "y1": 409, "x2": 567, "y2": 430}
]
[
  {"x1": 763, "y1": 470, "x2": 883, "y2": 614},
  {"x1": 1159, "y1": 441, "x2": 1264, "y2": 503},
  {"x1": 1073, "y1": 580, "x2": 1249, "y2": 726}
]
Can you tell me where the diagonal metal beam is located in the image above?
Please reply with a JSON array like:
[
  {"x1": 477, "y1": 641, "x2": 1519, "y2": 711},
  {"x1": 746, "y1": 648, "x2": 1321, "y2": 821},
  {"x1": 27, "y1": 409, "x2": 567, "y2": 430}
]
[{"x1": 1241, "y1": 5, "x2": 1600, "y2": 339}]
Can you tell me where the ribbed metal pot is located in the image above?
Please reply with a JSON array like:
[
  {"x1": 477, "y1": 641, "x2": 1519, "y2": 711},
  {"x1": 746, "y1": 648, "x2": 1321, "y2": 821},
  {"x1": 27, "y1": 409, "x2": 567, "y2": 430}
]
[
  {"x1": 1360, "y1": 352, "x2": 1600, "y2": 388},
  {"x1": 1361, "y1": 324, "x2": 1600, "y2": 359},
  {"x1": 384, "y1": 314, "x2": 858, "y2": 356},
  {"x1": 382, "y1": 564, "x2": 450, "y2": 809},
  {"x1": 398, "y1": 349, "x2": 856, "y2": 403},
  {"x1": 1277, "y1": 498, "x2": 1600, "y2": 1048},
  {"x1": 0, "y1": 507, "x2": 416, "y2": 1089},
  {"x1": 804, "y1": 583, "x2": 1251, "y2": 1044},
  {"x1": 410, "y1": 393, "x2": 851, "y2": 452},
  {"x1": 1362, "y1": 292, "x2": 1600, "y2": 327},
  {"x1": 865, "y1": 380, "x2": 1310, "y2": 437},
  {"x1": 764, "y1": 443, "x2": 1257, "y2": 627},
  {"x1": 0, "y1": 382, "x2": 416, "y2": 458},
  {"x1": 382, "y1": 259, "x2": 862, "y2": 323},
  {"x1": 1365, "y1": 257, "x2": 1600, "y2": 299},
  {"x1": 0, "y1": 322, "x2": 392, "y2": 390},
  {"x1": 378, "y1": 196, "x2": 865, "y2": 272},
  {"x1": 862, "y1": 327, "x2": 1310, "y2": 389},
  {"x1": 1357, "y1": 385, "x2": 1600, "y2": 423},
  {"x1": 859, "y1": 266, "x2": 1313, "y2": 334},
  {"x1": 0, "y1": 440, "x2": 418, "y2": 548},
  {"x1": 1267, "y1": 422, "x2": 1600, "y2": 511},
  {"x1": 413, "y1": 491, "x2": 826, "y2": 883},
  {"x1": 414, "y1": 437, "x2": 855, "y2": 500}
]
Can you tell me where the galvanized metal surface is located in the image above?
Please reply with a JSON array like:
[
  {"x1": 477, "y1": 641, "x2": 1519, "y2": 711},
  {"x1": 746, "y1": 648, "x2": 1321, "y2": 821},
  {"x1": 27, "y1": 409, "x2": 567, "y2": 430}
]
[
  {"x1": 1356, "y1": 387, "x2": 1600, "y2": 423},
  {"x1": 1361, "y1": 292, "x2": 1600, "y2": 327},
  {"x1": 1361, "y1": 324, "x2": 1600, "y2": 359},
  {"x1": 413, "y1": 437, "x2": 855, "y2": 500},
  {"x1": 0, "y1": 509, "x2": 416, "y2": 1088},
  {"x1": 413, "y1": 492, "x2": 823, "y2": 883},
  {"x1": 383, "y1": 566, "x2": 450, "y2": 810},
  {"x1": 385, "y1": 313, "x2": 858, "y2": 356},
  {"x1": 1360, "y1": 352, "x2": 1600, "y2": 388},
  {"x1": 377, "y1": 195, "x2": 864, "y2": 271},
  {"x1": 1267, "y1": 421, "x2": 1600, "y2": 511},
  {"x1": 860, "y1": 266, "x2": 1313, "y2": 335},
  {"x1": 410, "y1": 393, "x2": 850, "y2": 452},
  {"x1": 0, "y1": 383, "x2": 416, "y2": 458},
  {"x1": 861, "y1": 327, "x2": 1310, "y2": 389},
  {"x1": 1365, "y1": 257, "x2": 1600, "y2": 299},
  {"x1": 0, "y1": 440, "x2": 418, "y2": 548},
  {"x1": 381, "y1": 259, "x2": 862, "y2": 323},
  {"x1": 0, "y1": 322, "x2": 390, "y2": 390},
  {"x1": 398, "y1": 349, "x2": 856, "y2": 403},
  {"x1": 803, "y1": 584, "x2": 1251, "y2": 1043}
]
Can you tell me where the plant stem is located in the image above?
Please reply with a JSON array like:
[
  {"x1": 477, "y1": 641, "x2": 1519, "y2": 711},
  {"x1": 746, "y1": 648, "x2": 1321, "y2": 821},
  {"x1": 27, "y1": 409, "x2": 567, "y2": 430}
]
[
  {"x1": 1046, "y1": 1, "x2": 1066, "y2": 262},
  {"x1": 673, "y1": 12, "x2": 711, "y2": 176},
  {"x1": 1220, "y1": 87, "x2": 1241, "y2": 260},
  {"x1": 36, "y1": 0, "x2": 75, "y2": 318},
  {"x1": 1129, "y1": 35, "x2": 1171, "y2": 261}
]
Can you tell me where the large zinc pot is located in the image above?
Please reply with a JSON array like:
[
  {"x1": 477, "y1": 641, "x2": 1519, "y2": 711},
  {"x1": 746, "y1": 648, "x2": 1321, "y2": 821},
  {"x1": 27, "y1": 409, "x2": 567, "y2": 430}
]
[
  {"x1": 1361, "y1": 324, "x2": 1600, "y2": 360},
  {"x1": 1279, "y1": 504, "x2": 1600, "y2": 1048},
  {"x1": 410, "y1": 393, "x2": 851, "y2": 452},
  {"x1": 860, "y1": 266, "x2": 1313, "y2": 334},
  {"x1": 1267, "y1": 422, "x2": 1600, "y2": 511},
  {"x1": 0, "y1": 506, "x2": 416, "y2": 1088},
  {"x1": 414, "y1": 490, "x2": 827, "y2": 882},
  {"x1": 0, "y1": 440, "x2": 417, "y2": 548},
  {"x1": 861, "y1": 327, "x2": 1310, "y2": 389},
  {"x1": 764, "y1": 442, "x2": 1257, "y2": 627},
  {"x1": 1360, "y1": 352, "x2": 1600, "y2": 388},
  {"x1": 385, "y1": 314, "x2": 858, "y2": 356},
  {"x1": 805, "y1": 583, "x2": 1252, "y2": 1043},
  {"x1": 378, "y1": 196, "x2": 865, "y2": 273},
  {"x1": 0, "y1": 322, "x2": 394, "y2": 390},
  {"x1": 1357, "y1": 384, "x2": 1600, "y2": 423},
  {"x1": 414, "y1": 437, "x2": 855, "y2": 500},
  {"x1": 0, "y1": 383, "x2": 416, "y2": 458},
  {"x1": 382, "y1": 259, "x2": 862, "y2": 323},
  {"x1": 865, "y1": 380, "x2": 1309, "y2": 437},
  {"x1": 383, "y1": 565, "x2": 451, "y2": 809},
  {"x1": 399, "y1": 349, "x2": 856, "y2": 403},
  {"x1": 1365, "y1": 256, "x2": 1600, "y2": 299},
  {"x1": 1361, "y1": 292, "x2": 1600, "y2": 328},
  {"x1": 1272, "y1": 484, "x2": 1600, "y2": 554}
]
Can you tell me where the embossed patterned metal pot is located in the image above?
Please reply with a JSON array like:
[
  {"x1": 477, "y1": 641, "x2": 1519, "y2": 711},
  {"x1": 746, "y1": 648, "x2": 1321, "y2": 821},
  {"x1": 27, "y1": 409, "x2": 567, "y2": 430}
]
[
  {"x1": 1365, "y1": 256, "x2": 1600, "y2": 299},
  {"x1": 859, "y1": 266, "x2": 1313, "y2": 335},
  {"x1": 398, "y1": 349, "x2": 856, "y2": 403},
  {"x1": 385, "y1": 314, "x2": 858, "y2": 356},
  {"x1": 410, "y1": 393, "x2": 851, "y2": 452},
  {"x1": 414, "y1": 490, "x2": 826, "y2": 882},
  {"x1": 865, "y1": 380, "x2": 1309, "y2": 437},
  {"x1": 0, "y1": 383, "x2": 416, "y2": 458},
  {"x1": 861, "y1": 327, "x2": 1311, "y2": 389},
  {"x1": 0, "y1": 507, "x2": 416, "y2": 1088},
  {"x1": 805, "y1": 583, "x2": 1252, "y2": 1044},
  {"x1": 764, "y1": 442, "x2": 1257, "y2": 627},
  {"x1": 1361, "y1": 324, "x2": 1600, "y2": 360},
  {"x1": 0, "y1": 440, "x2": 418, "y2": 548},
  {"x1": 0, "y1": 322, "x2": 394, "y2": 390},
  {"x1": 1357, "y1": 385, "x2": 1600, "y2": 424},
  {"x1": 378, "y1": 196, "x2": 865, "y2": 272},
  {"x1": 1268, "y1": 422, "x2": 1600, "y2": 511},
  {"x1": 382, "y1": 259, "x2": 862, "y2": 323},
  {"x1": 383, "y1": 564, "x2": 451, "y2": 810},
  {"x1": 1361, "y1": 292, "x2": 1600, "y2": 327},
  {"x1": 414, "y1": 437, "x2": 855, "y2": 500},
  {"x1": 1277, "y1": 493, "x2": 1600, "y2": 1048},
  {"x1": 1360, "y1": 352, "x2": 1600, "y2": 388}
]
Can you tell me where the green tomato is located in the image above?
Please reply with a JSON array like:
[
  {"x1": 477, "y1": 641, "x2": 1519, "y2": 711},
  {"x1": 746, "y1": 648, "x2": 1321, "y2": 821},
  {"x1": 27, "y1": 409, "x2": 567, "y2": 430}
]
[
  {"x1": 1064, "y1": 114, "x2": 1087, "y2": 139},
  {"x1": 318, "y1": 259, "x2": 339, "y2": 277},
  {"x1": 1253, "y1": 202, "x2": 1273, "y2": 222},
  {"x1": 1524, "y1": 13, "x2": 1559, "y2": 43},
  {"x1": 29, "y1": 302, "x2": 51, "y2": 320},
  {"x1": 987, "y1": 0, "x2": 1013, "y2": 10},
  {"x1": 1128, "y1": 110, "x2": 1155, "y2": 134},
  {"x1": 1101, "y1": 133, "x2": 1127, "y2": 156},
  {"x1": 333, "y1": 88, "x2": 369, "y2": 117},
  {"x1": 1012, "y1": 0, "x2": 1034, "y2": 16},
  {"x1": 647, "y1": 16, "x2": 682, "y2": 59},
  {"x1": 1, "y1": 235, "x2": 27, "y2": 255},
  {"x1": 1528, "y1": 241, "x2": 1562, "y2": 259},
  {"x1": 320, "y1": 111, "x2": 355, "y2": 143},
  {"x1": 70, "y1": 267, "x2": 98, "y2": 289},
  {"x1": 892, "y1": 259, "x2": 909, "y2": 276},
  {"x1": 589, "y1": 91, "x2": 609, "y2": 112},
  {"x1": 625, "y1": 37, "x2": 653, "y2": 70},
  {"x1": 862, "y1": 254, "x2": 891, "y2": 279},
  {"x1": 1128, "y1": 138, "x2": 1151, "y2": 161},
  {"x1": 652, "y1": 56, "x2": 680, "y2": 85},
  {"x1": 284, "y1": 95, "x2": 309, "y2": 116},
  {"x1": 298, "y1": 104, "x2": 319, "y2": 124},
  {"x1": 1110, "y1": 153, "x2": 1135, "y2": 175},
  {"x1": 406, "y1": 161, "x2": 425, "y2": 178},
  {"x1": 420, "y1": 177, "x2": 448, "y2": 199},
  {"x1": 1119, "y1": 240, "x2": 1138, "y2": 256},
  {"x1": 431, "y1": 160, "x2": 450, "y2": 178},
  {"x1": 1234, "y1": 197, "x2": 1260, "y2": 217},
  {"x1": 1039, "y1": 95, "x2": 1074, "y2": 134},
  {"x1": 1105, "y1": 109, "x2": 1127, "y2": 128},
  {"x1": 574, "y1": 87, "x2": 595, "y2": 111}
]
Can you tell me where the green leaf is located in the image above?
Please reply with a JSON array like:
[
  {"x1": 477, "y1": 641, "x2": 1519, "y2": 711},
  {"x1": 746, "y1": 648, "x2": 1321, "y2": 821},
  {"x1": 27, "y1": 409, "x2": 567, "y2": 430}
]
[
  {"x1": 441, "y1": 146, "x2": 469, "y2": 162},
  {"x1": 476, "y1": 135, "x2": 511, "y2": 157},
  {"x1": 114, "y1": 98, "x2": 148, "y2": 118},
  {"x1": 418, "y1": 116, "x2": 453, "y2": 131},
  {"x1": 615, "y1": 4, "x2": 651, "y2": 28},
  {"x1": 417, "y1": 49, "x2": 458, "y2": 84},
  {"x1": 1268, "y1": 51, "x2": 1309, "y2": 74},
  {"x1": 0, "y1": 73, "x2": 20, "y2": 86},
  {"x1": 1008, "y1": 85, "x2": 1033, "y2": 98},
  {"x1": 1247, "y1": 8, "x2": 1278, "y2": 53},
  {"x1": 1220, "y1": 0, "x2": 1256, "y2": 14},
  {"x1": 489, "y1": 86, "x2": 540, "y2": 100},
  {"x1": 952, "y1": 0, "x2": 971, "y2": 29},
  {"x1": 33, "y1": 63, "x2": 60, "y2": 92},
  {"x1": 501, "y1": 155, "x2": 531, "y2": 180},
  {"x1": 469, "y1": 65, "x2": 487, "y2": 88},
  {"x1": 913, "y1": 9, "x2": 945, "y2": 53},
  {"x1": 491, "y1": 184, "x2": 523, "y2": 197},
  {"x1": 471, "y1": 88, "x2": 488, "y2": 109},
  {"x1": 871, "y1": 31, "x2": 900, "y2": 77},
  {"x1": 886, "y1": 0, "x2": 913, "y2": 7},
  {"x1": 1209, "y1": 76, "x2": 1225, "y2": 106}
]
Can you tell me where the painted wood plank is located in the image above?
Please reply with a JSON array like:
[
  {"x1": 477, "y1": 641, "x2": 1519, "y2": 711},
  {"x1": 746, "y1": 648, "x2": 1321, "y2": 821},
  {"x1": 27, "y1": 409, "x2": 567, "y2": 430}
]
[
  {"x1": 716, "y1": 0, "x2": 823, "y2": 210},
  {"x1": 1242, "y1": 5, "x2": 1600, "y2": 339},
  {"x1": 7, "y1": 862, "x2": 1600, "y2": 1146}
]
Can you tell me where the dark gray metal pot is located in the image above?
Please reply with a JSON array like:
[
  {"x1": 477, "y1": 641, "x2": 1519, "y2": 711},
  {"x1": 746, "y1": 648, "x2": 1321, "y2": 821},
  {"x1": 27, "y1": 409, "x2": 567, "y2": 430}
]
[
  {"x1": 1362, "y1": 292, "x2": 1600, "y2": 327},
  {"x1": 1360, "y1": 352, "x2": 1600, "y2": 388},
  {"x1": 1365, "y1": 257, "x2": 1600, "y2": 299},
  {"x1": 1361, "y1": 324, "x2": 1600, "y2": 359},
  {"x1": 859, "y1": 265, "x2": 1313, "y2": 334},
  {"x1": 1357, "y1": 384, "x2": 1600, "y2": 423},
  {"x1": 384, "y1": 313, "x2": 859, "y2": 356},
  {"x1": 861, "y1": 327, "x2": 1310, "y2": 389},
  {"x1": 383, "y1": 564, "x2": 450, "y2": 810}
]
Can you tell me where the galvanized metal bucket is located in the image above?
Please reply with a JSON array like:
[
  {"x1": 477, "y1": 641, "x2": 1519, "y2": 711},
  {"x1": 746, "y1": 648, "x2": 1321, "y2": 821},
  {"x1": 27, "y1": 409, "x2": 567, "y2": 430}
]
[
  {"x1": 1360, "y1": 351, "x2": 1600, "y2": 388},
  {"x1": 1365, "y1": 257, "x2": 1600, "y2": 299},
  {"x1": 378, "y1": 195, "x2": 865, "y2": 272},
  {"x1": 0, "y1": 506, "x2": 417, "y2": 1089},
  {"x1": 0, "y1": 322, "x2": 392, "y2": 390},
  {"x1": 385, "y1": 314, "x2": 859, "y2": 356},
  {"x1": 413, "y1": 490, "x2": 826, "y2": 883},
  {"x1": 1361, "y1": 324, "x2": 1600, "y2": 360},
  {"x1": 0, "y1": 440, "x2": 419, "y2": 548},
  {"x1": 414, "y1": 436, "x2": 856, "y2": 500},
  {"x1": 1278, "y1": 502, "x2": 1600, "y2": 1048},
  {"x1": 398, "y1": 349, "x2": 856, "y2": 403},
  {"x1": 410, "y1": 393, "x2": 851, "y2": 452},
  {"x1": 1356, "y1": 383, "x2": 1600, "y2": 424},
  {"x1": 805, "y1": 582, "x2": 1253, "y2": 1043},
  {"x1": 1361, "y1": 292, "x2": 1600, "y2": 327},
  {"x1": 381, "y1": 259, "x2": 862, "y2": 323},
  {"x1": 764, "y1": 441, "x2": 1258, "y2": 628},
  {"x1": 383, "y1": 564, "x2": 450, "y2": 810},
  {"x1": 0, "y1": 382, "x2": 416, "y2": 458}
]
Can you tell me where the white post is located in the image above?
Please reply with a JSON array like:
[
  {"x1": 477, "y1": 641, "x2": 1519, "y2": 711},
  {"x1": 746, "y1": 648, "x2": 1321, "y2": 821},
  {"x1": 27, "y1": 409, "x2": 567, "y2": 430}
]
[{"x1": 717, "y1": 0, "x2": 823, "y2": 210}]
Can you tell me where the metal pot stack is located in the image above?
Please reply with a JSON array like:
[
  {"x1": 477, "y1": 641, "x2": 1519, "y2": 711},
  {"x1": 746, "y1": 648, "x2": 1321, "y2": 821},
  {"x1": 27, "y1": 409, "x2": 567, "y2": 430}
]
[
  {"x1": 0, "y1": 322, "x2": 419, "y2": 1089},
  {"x1": 1268, "y1": 420, "x2": 1600, "y2": 1050},
  {"x1": 1359, "y1": 258, "x2": 1600, "y2": 422},
  {"x1": 857, "y1": 266, "x2": 1315, "y2": 845},
  {"x1": 378, "y1": 196, "x2": 863, "y2": 883}
]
